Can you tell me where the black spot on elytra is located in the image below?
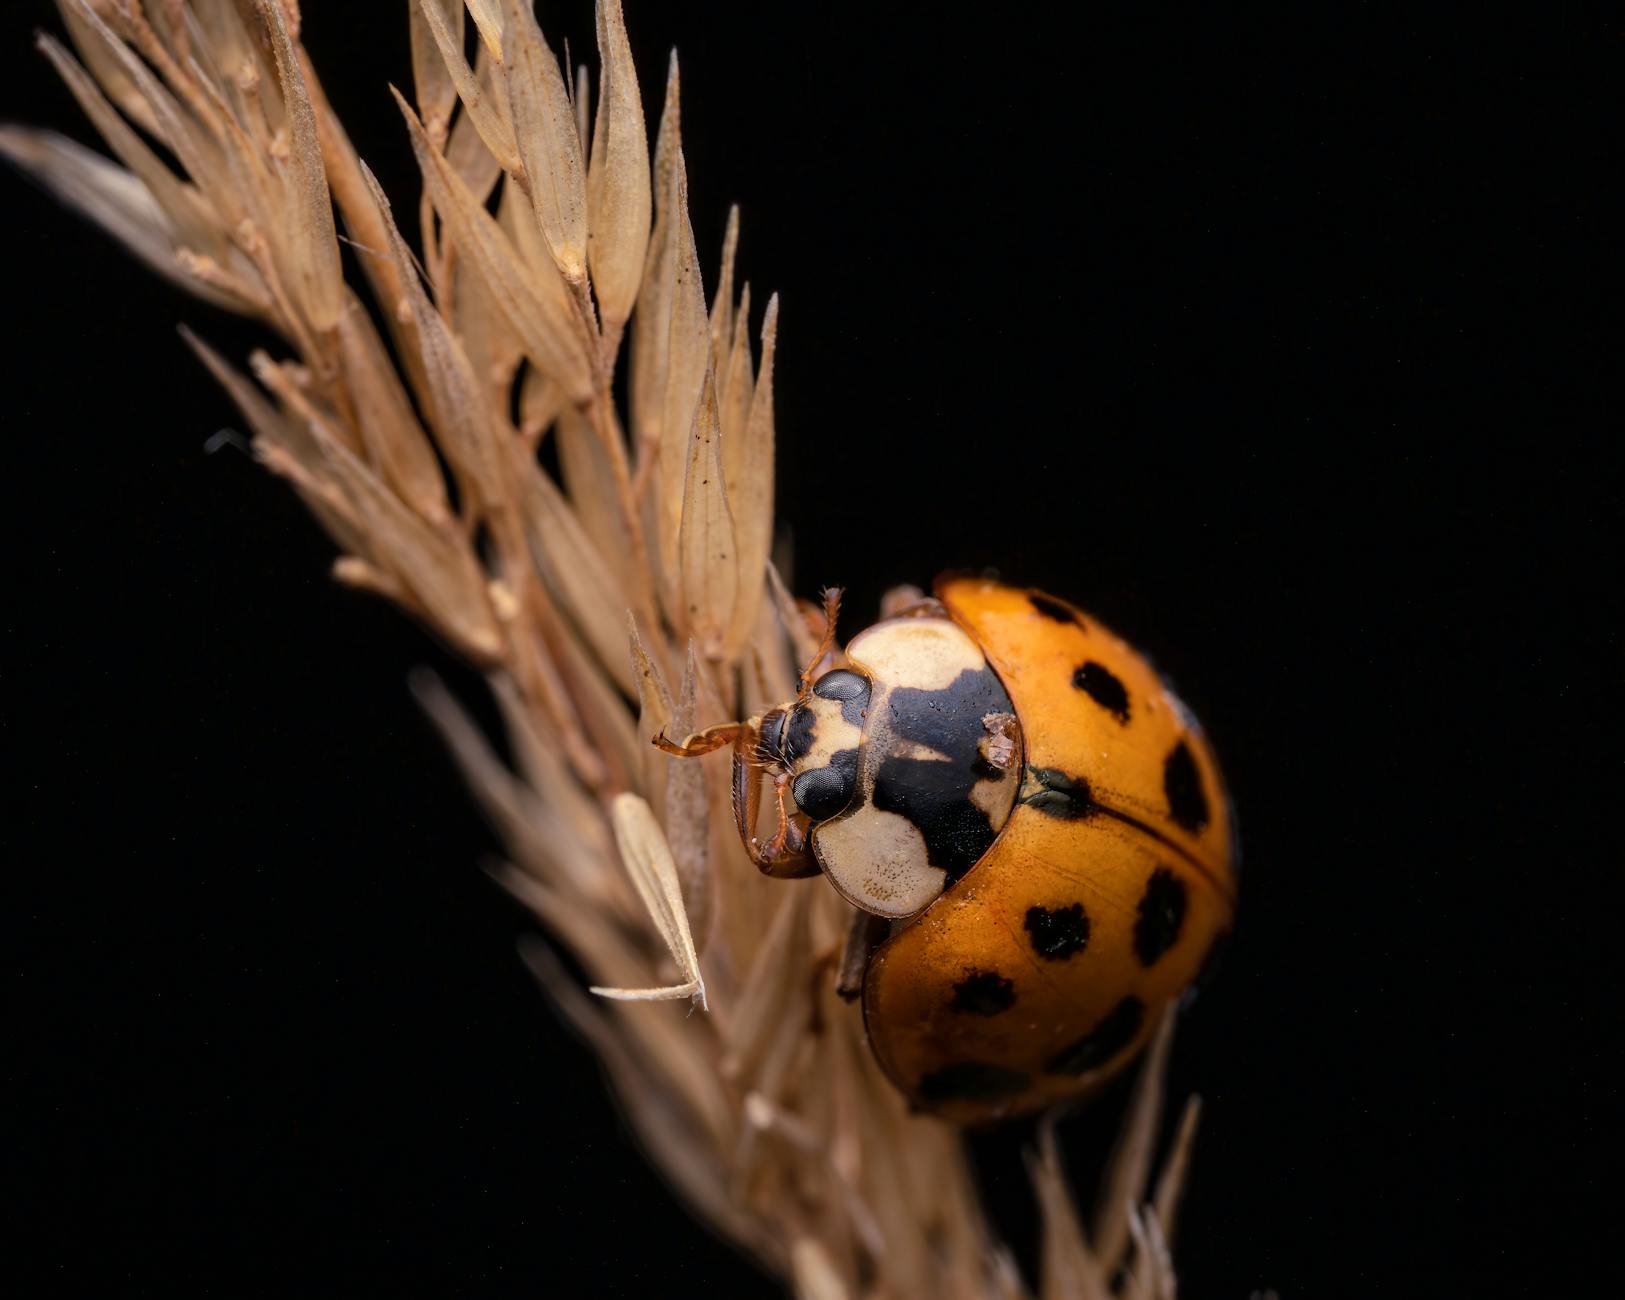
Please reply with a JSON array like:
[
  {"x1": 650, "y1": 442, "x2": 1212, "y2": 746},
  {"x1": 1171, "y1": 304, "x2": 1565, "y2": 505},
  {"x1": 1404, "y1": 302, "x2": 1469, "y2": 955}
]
[
  {"x1": 1022, "y1": 767, "x2": 1095, "y2": 819},
  {"x1": 784, "y1": 704, "x2": 816, "y2": 764},
  {"x1": 1046, "y1": 997, "x2": 1145, "y2": 1076},
  {"x1": 1024, "y1": 903, "x2": 1090, "y2": 960},
  {"x1": 791, "y1": 748, "x2": 859, "y2": 821},
  {"x1": 1163, "y1": 740, "x2": 1210, "y2": 833},
  {"x1": 918, "y1": 1061, "x2": 1032, "y2": 1104},
  {"x1": 951, "y1": 970, "x2": 1016, "y2": 1016},
  {"x1": 1072, "y1": 661, "x2": 1130, "y2": 723},
  {"x1": 1133, "y1": 867, "x2": 1187, "y2": 966},
  {"x1": 873, "y1": 665, "x2": 1015, "y2": 884},
  {"x1": 1029, "y1": 593, "x2": 1079, "y2": 624},
  {"x1": 812, "y1": 668, "x2": 871, "y2": 726}
]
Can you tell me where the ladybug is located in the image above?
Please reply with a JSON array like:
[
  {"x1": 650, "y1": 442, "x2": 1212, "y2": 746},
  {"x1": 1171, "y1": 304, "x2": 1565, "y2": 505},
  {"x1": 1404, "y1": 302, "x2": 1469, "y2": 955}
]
[{"x1": 657, "y1": 575, "x2": 1236, "y2": 1122}]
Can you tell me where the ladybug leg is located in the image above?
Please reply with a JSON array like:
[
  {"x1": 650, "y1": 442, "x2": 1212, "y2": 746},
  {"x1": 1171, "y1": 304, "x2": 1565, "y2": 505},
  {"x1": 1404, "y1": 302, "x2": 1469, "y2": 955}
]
[
  {"x1": 834, "y1": 909, "x2": 891, "y2": 1001},
  {"x1": 731, "y1": 741, "x2": 819, "y2": 879},
  {"x1": 765, "y1": 770, "x2": 801, "y2": 855},
  {"x1": 664, "y1": 720, "x2": 820, "y2": 878},
  {"x1": 653, "y1": 720, "x2": 747, "y2": 757},
  {"x1": 747, "y1": 769, "x2": 820, "y2": 878},
  {"x1": 796, "y1": 586, "x2": 845, "y2": 697}
]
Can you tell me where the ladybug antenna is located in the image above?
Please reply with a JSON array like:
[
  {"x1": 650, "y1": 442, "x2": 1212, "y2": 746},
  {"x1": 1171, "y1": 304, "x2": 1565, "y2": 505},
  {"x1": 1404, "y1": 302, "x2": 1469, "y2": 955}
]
[{"x1": 797, "y1": 586, "x2": 844, "y2": 698}]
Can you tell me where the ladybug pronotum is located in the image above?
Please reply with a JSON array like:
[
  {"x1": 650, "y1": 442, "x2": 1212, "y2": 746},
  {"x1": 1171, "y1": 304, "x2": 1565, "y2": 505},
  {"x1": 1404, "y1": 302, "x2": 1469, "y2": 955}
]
[{"x1": 657, "y1": 575, "x2": 1237, "y2": 1122}]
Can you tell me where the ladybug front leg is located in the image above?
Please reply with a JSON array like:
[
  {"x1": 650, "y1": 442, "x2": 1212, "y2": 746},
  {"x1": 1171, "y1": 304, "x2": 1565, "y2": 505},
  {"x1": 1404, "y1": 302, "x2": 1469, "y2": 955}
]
[
  {"x1": 659, "y1": 719, "x2": 818, "y2": 877},
  {"x1": 747, "y1": 769, "x2": 820, "y2": 878},
  {"x1": 653, "y1": 720, "x2": 748, "y2": 757},
  {"x1": 731, "y1": 743, "x2": 819, "y2": 879}
]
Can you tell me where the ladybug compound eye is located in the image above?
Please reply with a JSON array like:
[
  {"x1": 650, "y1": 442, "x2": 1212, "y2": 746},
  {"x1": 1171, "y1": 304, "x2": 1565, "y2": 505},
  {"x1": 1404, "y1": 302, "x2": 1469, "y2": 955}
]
[{"x1": 791, "y1": 749, "x2": 860, "y2": 820}]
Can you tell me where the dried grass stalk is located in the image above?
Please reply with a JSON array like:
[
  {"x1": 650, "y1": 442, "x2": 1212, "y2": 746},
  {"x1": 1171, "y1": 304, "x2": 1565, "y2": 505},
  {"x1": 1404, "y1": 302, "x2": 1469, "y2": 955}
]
[{"x1": 5, "y1": 4, "x2": 1216, "y2": 1294}]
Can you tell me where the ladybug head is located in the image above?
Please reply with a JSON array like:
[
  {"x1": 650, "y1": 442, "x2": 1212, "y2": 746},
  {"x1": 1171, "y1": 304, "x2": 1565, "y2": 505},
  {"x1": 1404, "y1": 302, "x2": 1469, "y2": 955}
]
[
  {"x1": 764, "y1": 668, "x2": 871, "y2": 822},
  {"x1": 654, "y1": 588, "x2": 862, "y2": 876}
]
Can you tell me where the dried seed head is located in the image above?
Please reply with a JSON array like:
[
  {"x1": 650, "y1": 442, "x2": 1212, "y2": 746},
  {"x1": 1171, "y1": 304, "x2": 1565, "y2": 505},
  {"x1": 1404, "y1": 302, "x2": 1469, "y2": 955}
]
[
  {"x1": 586, "y1": 0, "x2": 651, "y2": 331},
  {"x1": 14, "y1": 4, "x2": 1207, "y2": 1293},
  {"x1": 501, "y1": 0, "x2": 588, "y2": 285}
]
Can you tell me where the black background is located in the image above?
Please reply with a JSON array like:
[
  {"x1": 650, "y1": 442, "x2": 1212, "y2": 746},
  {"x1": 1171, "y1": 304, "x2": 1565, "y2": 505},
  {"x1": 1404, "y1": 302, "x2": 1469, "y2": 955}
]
[{"x1": 6, "y1": 4, "x2": 1620, "y2": 1297}]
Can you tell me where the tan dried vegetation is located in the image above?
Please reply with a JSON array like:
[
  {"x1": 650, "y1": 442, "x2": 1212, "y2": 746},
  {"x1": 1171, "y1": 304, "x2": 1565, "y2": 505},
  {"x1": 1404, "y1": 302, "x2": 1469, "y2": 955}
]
[{"x1": 4, "y1": 3, "x2": 1207, "y2": 1295}]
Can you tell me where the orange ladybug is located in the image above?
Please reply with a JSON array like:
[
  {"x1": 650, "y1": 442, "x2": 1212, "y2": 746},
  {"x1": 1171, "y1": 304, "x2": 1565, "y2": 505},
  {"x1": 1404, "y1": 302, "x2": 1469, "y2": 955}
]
[{"x1": 657, "y1": 575, "x2": 1237, "y2": 1122}]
